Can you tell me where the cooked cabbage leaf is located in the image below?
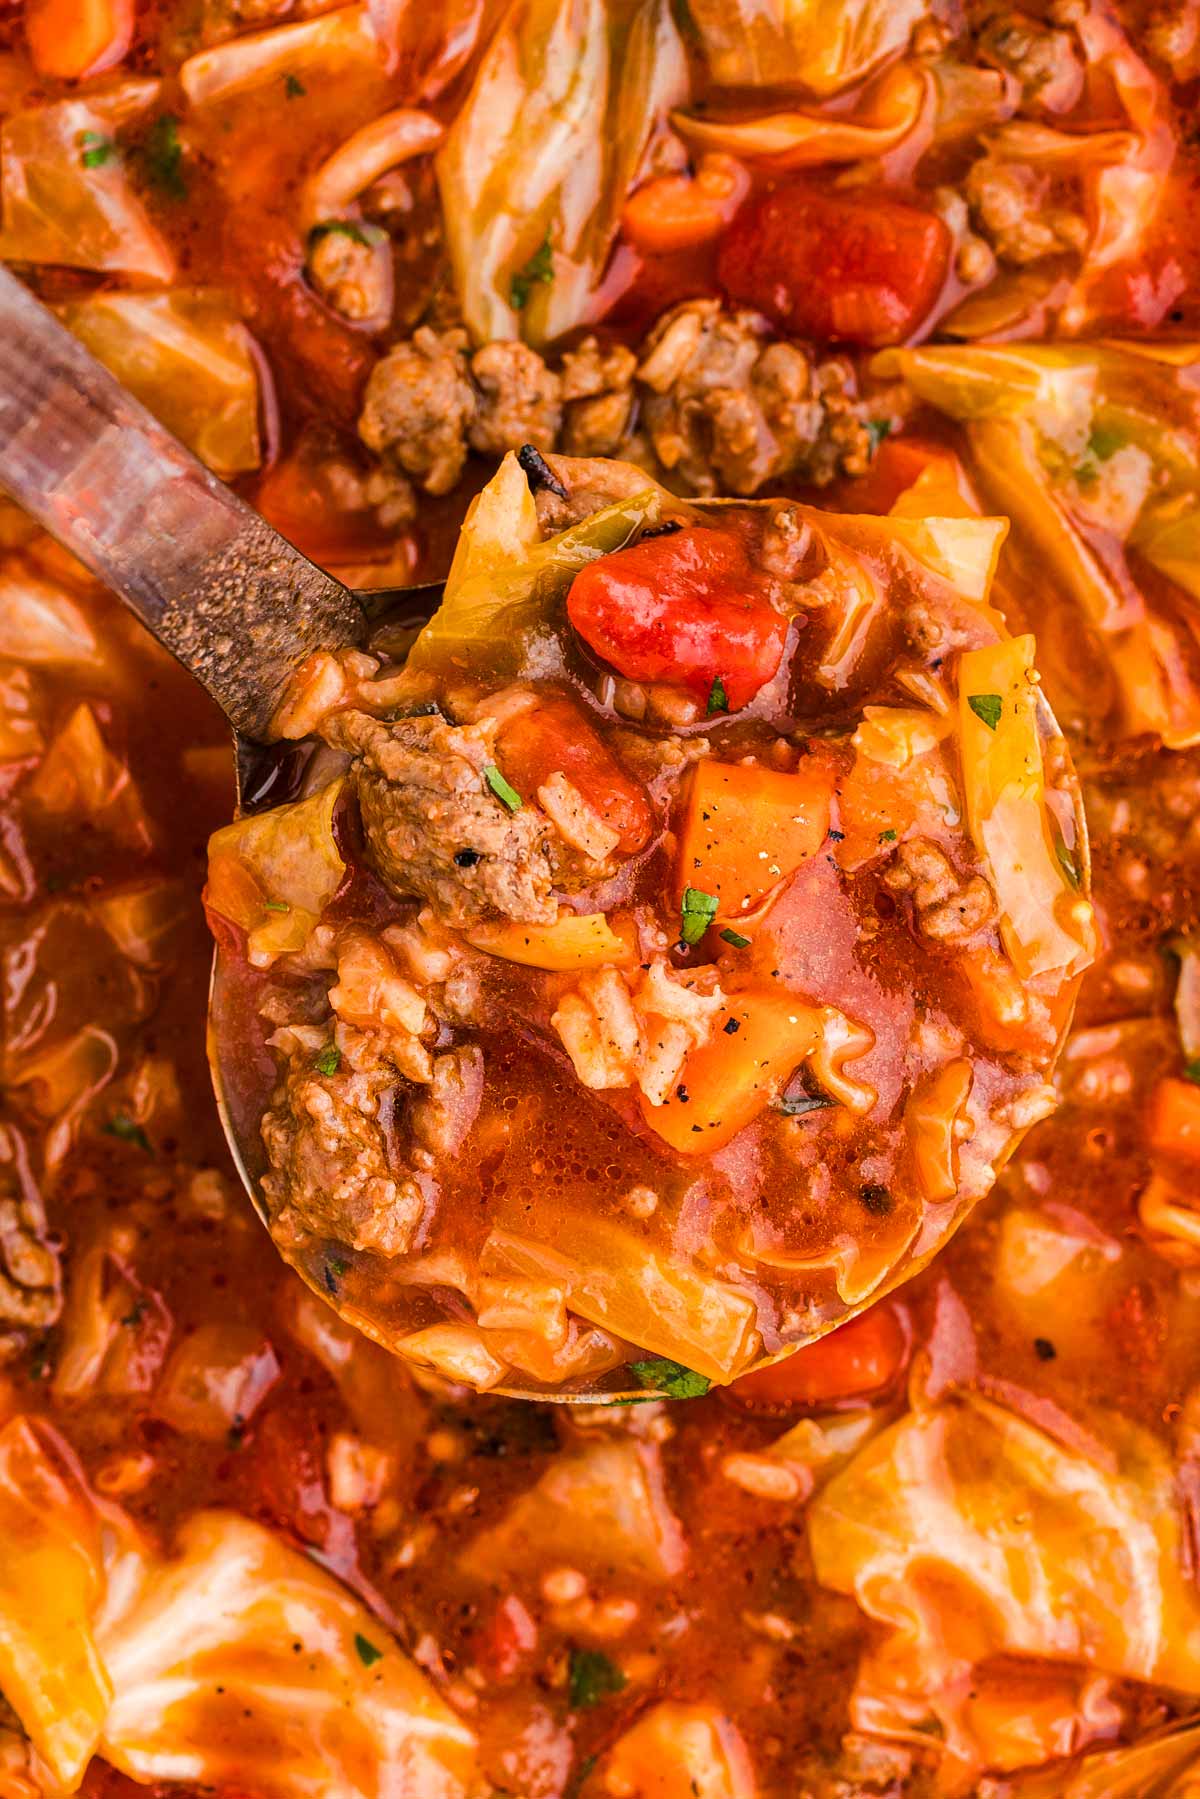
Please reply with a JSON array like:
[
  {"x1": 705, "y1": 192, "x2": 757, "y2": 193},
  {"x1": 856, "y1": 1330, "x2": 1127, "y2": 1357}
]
[
  {"x1": 57, "y1": 290, "x2": 263, "y2": 478},
  {"x1": 680, "y1": 0, "x2": 929, "y2": 94},
  {"x1": 875, "y1": 343, "x2": 1200, "y2": 748},
  {"x1": 809, "y1": 1389, "x2": 1200, "y2": 1720},
  {"x1": 672, "y1": 56, "x2": 928, "y2": 166},
  {"x1": 98, "y1": 1511, "x2": 478, "y2": 1798},
  {"x1": 460, "y1": 1435, "x2": 687, "y2": 1582},
  {"x1": 180, "y1": 5, "x2": 383, "y2": 107},
  {"x1": 206, "y1": 778, "x2": 346, "y2": 967},
  {"x1": 436, "y1": 0, "x2": 687, "y2": 346},
  {"x1": 0, "y1": 1414, "x2": 479, "y2": 1798},
  {"x1": 0, "y1": 82, "x2": 174, "y2": 281},
  {"x1": 600, "y1": 1702, "x2": 757, "y2": 1799}
]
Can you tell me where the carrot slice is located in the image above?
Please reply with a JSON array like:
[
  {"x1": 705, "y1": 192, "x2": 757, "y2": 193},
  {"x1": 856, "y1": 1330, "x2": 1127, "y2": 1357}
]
[
  {"x1": 643, "y1": 986, "x2": 822, "y2": 1154},
  {"x1": 25, "y1": 0, "x2": 134, "y2": 79},
  {"x1": 730, "y1": 1304, "x2": 906, "y2": 1407},
  {"x1": 1148, "y1": 1077, "x2": 1200, "y2": 1165},
  {"x1": 675, "y1": 758, "x2": 832, "y2": 921}
]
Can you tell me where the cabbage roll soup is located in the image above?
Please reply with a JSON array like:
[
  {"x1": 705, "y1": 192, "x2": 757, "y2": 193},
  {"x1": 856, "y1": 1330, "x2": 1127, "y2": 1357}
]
[
  {"x1": 207, "y1": 451, "x2": 1094, "y2": 1396},
  {"x1": 4, "y1": 0, "x2": 1200, "y2": 1794}
]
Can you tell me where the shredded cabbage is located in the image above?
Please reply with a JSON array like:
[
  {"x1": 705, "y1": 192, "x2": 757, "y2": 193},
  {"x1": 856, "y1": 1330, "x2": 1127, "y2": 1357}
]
[
  {"x1": 57, "y1": 291, "x2": 265, "y2": 478},
  {"x1": 0, "y1": 565, "x2": 100, "y2": 667},
  {"x1": 436, "y1": 0, "x2": 687, "y2": 346},
  {"x1": 680, "y1": 0, "x2": 929, "y2": 94},
  {"x1": 0, "y1": 83, "x2": 174, "y2": 282}
]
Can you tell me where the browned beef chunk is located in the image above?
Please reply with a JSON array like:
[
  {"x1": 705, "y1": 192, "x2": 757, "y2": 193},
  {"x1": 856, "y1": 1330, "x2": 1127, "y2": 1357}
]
[{"x1": 325, "y1": 709, "x2": 556, "y2": 926}]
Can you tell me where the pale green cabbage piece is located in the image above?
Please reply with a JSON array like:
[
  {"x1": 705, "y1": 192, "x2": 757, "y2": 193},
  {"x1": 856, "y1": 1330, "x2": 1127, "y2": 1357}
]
[
  {"x1": 57, "y1": 290, "x2": 264, "y2": 478},
  {"x1": 436, "y1": 0, "x2": 686, "y2": 346},
  {"x1": 681, "y1": 0, "x2": 928, "y2": 94},
  {"x1": 809, "y1": 1389, "x2": 1200, "y2": 1701},
  {"x1": 0, "y1": 81, "x2": 174, "y2": 281}
]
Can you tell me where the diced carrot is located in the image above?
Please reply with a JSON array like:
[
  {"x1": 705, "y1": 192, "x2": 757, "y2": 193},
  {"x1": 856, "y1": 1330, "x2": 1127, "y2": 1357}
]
[
  {"x1": 25, "y1": 0, "x2": 134, "y2": 80},
  {"x1": 496, "y1": 694, "x2": 653, "y2": 854},
  {"x1": 1148, "y1": 1077, "x2": 1200, "y2": 1165},
  {"x1": 643, "y1": 985, "x2": 822, "y2": 1154},
  {"x1": 622, "y1": 157, "x2": 748, "y2": 257},
  {"x1": 466, "y1": 911, "x2": 638, "y2": 971},
  {"x1": 675, "y1": 757, "x2": 832, "y2": 921},
  {"x1": 729, "y1": 1303, "x2": 906, "y2": 1408}
]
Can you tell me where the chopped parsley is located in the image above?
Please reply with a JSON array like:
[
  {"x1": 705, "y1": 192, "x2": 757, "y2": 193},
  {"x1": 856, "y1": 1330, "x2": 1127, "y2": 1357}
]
[
  {"x1": 568, "y1": 1646, "x2": 627, "y2": 1708},
  {"x1": 707, "y1": 674, "x2": 728, "y2": 716},
  {"x1": 865, "y1": 417, "x2": 893, "y2": 454},
  {"x1": 679, "y1": 886, "x2": 718, "y2": 946},
  {"x1": 510, "y1": 235, "x2": 554, "y2": 311},
  {"x1": 1055, "y1": 838, "x2": 1081, "y2": 890},
  {"x1": 354, "y1": 1633, "x2": 384, "y2": 1667},
  {"x1": 1185, "y1": 1059, "x2": 1200, "y2": 1085},
  {"x1": 720, "y1": 926, "x2": 751, "y2": 949},
  {"x1": 284, "y1": 73, "x2": 307, "y2": 97},
  {"x1": 1086, "y1": 424, "x2": 1124, "y2": 462},
  {"x1": 79, "y1": 130, "x2": 116, "y2": 169},
  {"x1": 142, "y1": 114, "x2": 187, "y2": 200},
  {"x1": 629, "y1": 1356, "x2": 711, "y2": 1399},
  {"x1": 310, "y1": 219, "x2": 386, "y2": 249},
  {"x1": 483, "y1": 764, "x2": 522, "y2": 811},
  {"x1": 878, "y1": 828, "x2": 897, "y2": 843},
  {"x1": 104, "y1": 1115, "x2": 152, "y2": 1153},
  {"x1": 263, "y1": 899, "x2": 291, "y2": 913},
  {"x1": 313, "y1": 1043, "x2": 341, "y2": 1077},
  {"x1": 967, "y1": 692, "x2": 1003, "y2": 731}
]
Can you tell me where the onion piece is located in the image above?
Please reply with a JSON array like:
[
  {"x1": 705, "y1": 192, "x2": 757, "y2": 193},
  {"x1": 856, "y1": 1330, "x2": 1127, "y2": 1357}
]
[{"x1": 300, "y1": 107, "x2": 442, "y2": 231}]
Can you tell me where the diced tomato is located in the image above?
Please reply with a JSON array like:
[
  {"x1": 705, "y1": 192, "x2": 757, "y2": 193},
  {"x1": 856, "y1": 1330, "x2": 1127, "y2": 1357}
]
[
  {"x1": 717, "y1": 182, "x2": 952, "y2": 348},
  {"x1": 729, "y1": 1304, "x2": 907, "y2": 1408},
  {"x1": 566, "y1": 527, "x2": 789, "y2": 710},
  {"x1": 496, "y1": 693, "x2": 654, "y2": 853},
  {"x1": 472, "y1": 1595, "x2": 537, "y2": 1681}
]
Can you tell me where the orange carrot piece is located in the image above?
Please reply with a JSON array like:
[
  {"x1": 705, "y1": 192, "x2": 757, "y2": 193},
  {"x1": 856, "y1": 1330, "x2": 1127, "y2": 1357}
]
[
  {"x1": 643, "y1": 986, "x2": 822, "y2": 1155},
  {"x1": 729, "y1": 1304, "x2": 906, "y2": 1407},
  {"x1": 25, "y1": 0, "x2": 134, "y2": 79},
  {"x1": 675, "y1": 757, "x2": 832, "y2": 921},
  {"x1": 1148, "y1": 1077, "x2": 1200, "y2": 1165}
]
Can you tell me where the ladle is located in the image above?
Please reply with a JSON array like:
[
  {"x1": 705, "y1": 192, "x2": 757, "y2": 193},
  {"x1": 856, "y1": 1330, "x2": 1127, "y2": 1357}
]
[{"x1": 0, "y1": 266, "x2": 1094, "y2": 1405}]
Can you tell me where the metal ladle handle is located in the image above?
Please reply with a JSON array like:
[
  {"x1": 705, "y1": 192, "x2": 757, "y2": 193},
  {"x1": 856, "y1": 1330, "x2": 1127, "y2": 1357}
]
[{"x1": 0, "y1": 265, "x2": 365, "y2": 740}]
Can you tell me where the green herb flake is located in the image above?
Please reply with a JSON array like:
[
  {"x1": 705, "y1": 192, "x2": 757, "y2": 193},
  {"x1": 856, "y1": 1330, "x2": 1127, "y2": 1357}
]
[
  {"x1": 629, "y1": 1356, "x2": 710, "y2": 1400},
  {"x1": 707, "y1": 674, "x2": 728, "y2": 716},
  {"x1": 510, "y1": 236, "x2": 554, "y2": 311},
  {"x1": 1087, "y1": 424, "x2": 1125, "y2": 462},
  {"x1": 679, "y1": 887, "x2": 718, "y2": 947},
  {"x1": 878, "y1": 828, "x2": 897, "y2": 843},
  {"x1": 263, "y1": 898, "x2": 291, "y2": 913},
  {"x1": 314, "y1": 1043, "x2": 341, "y2": 1077},
  {"x1": 79, "y1": 130, "x2": 116, "y2": 169},
  {"x1": 865, "y1": 418, "x2": 893, "y2": 453},
  {"x1": 1055, "y1": 838, "x2": 1081, "y2": 890},
  {"x1": 284, "y1": 73, "x2": 306, "y2": 97},
  {"x1": 143, "y1": 113, "x2": 187, "y2": 200},
  {"x1": 354, "y1": 1633, "x2": 384, "y2": 1668},
  {"x1": 483, "y1": 764, "x2": 522, "y2": 811},
  {"x1": 1185, "y1": 1059, "x2": 1200, "y2": 1086},
  {"x1": 968, "y1": 692, "x2": 1003, "y2": 732},
  {"x1": 568, "y1": 1646, "x2": 627, "y2": 1709},
  {"x1": 719, "y1": 927, "x2": 750, "y2": 949},
  {"x1": 104, "y1": 1115, "x2": 152, "y2": 1154}
]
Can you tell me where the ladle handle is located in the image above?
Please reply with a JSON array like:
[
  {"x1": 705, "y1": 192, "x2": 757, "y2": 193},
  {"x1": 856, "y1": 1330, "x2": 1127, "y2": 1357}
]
[{"x1": 0, "y1": 265, "x2": 364, "y2": 739}]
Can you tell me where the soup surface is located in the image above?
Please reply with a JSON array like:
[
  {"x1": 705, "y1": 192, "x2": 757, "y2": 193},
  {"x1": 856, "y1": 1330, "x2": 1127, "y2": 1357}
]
[{"x1": 2, "y1": 0, "x2": 1200, "y2": 1794}]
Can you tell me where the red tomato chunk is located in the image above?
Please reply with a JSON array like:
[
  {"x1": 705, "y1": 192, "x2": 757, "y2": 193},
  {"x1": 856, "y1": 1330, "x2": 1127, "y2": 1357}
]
[
  {"x1": 566, "y1": 526, "x2": 790, "y2": 709},
  {"x1": 717, "y1": 182, "x2": 953, "y2": 348},
  {"x1": 496, "y1": 692, "x2": 654, "y2": 852}
]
